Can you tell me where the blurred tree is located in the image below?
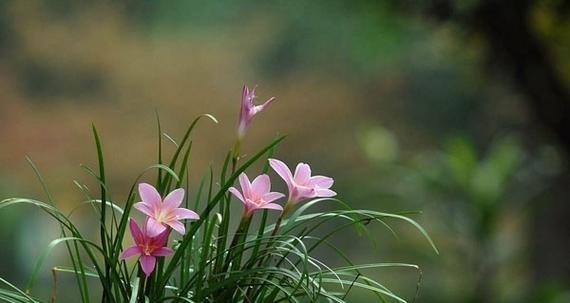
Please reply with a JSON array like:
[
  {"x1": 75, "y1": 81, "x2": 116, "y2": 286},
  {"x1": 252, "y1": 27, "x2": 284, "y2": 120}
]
[
  {"x1": 424, "y1": 0, "x2": 570, "y2": 153},
  {"x1": 416, "y1": 0, "x2": 570, "y2": 298}
]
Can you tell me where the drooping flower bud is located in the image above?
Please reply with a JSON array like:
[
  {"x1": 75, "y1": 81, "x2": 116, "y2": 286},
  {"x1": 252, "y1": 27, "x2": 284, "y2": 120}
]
[{"x1": 237, "y1": 85, "x2": 276, "y2": 140}]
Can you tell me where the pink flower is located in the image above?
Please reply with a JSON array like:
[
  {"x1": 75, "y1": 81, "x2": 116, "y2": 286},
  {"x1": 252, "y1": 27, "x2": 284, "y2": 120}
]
[
  {"x1": 229, "y1": 173, "x2": 285, "y2": 216},
  {"x1": 120, "y1": 218, "x2": 173, "y2": 277},
  {"x1": 237, "y1": 85, "x2": 276, "y2": 139},
  {"x1": 133, "y1": 183, "x2": 199, "y2": 236},
  {"x1": 268, "y1": 158, "x2": 336, "y2": 204}
]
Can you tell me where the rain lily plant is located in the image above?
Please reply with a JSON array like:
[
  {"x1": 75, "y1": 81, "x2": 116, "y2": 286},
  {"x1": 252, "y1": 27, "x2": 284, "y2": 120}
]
[{"x1": 0, "y1": 84, "x2": 437, "y2": 303}]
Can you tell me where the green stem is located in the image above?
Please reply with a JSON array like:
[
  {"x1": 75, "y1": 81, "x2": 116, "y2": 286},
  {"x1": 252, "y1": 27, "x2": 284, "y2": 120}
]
[
  {"x1": 245, "y1": 202, "x2": 292, "y2": 300},
  {"x1": 137, "y1": 269, "x2": 146, "y2": 303},
  {"x1": 213, "y1": 214, "x2": 252, "y2": 302},
  {"x1": 224, "y1": 214, "x2": 252, "y2": 271},
  {"x1": 231, "y1": 139, "x2": 242, "y2": 173},
  {"x1": 269, "y1": 201, "x2": 292, "y2": 239}
]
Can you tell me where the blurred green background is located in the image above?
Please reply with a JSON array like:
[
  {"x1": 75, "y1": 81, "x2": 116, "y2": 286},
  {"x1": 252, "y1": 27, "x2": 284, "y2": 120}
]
[{"x1": 0, "y1": 0, "x2": 569, "y2": 302}]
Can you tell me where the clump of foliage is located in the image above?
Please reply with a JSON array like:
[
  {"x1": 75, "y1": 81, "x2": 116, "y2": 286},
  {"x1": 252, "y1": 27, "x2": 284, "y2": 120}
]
[{"x1": 0, "y1": 85, "x2": 437, "y2": 302}]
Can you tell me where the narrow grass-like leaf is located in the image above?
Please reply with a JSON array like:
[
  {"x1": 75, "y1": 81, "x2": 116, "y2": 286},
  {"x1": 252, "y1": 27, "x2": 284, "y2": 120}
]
[
  {"x1": 0, "y1": 278, "x2": 38, "y2": 303},
  {"x1": 26, "y1": 237, "x2": 107, "y2": 293},
  {"x1": 129, "y1": 277, "x2": 140, "y2": 303}
]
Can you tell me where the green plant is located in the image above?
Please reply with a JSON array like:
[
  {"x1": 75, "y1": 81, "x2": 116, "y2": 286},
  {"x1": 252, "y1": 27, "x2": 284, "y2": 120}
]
[{"x1": 0, "y1": 86, "x2": 437, "y2": 302}]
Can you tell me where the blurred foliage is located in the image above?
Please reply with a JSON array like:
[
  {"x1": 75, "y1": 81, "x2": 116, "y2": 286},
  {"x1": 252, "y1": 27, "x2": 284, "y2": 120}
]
[{"x1": 351, "y1": 128, "x2": 566, "y2": 302}]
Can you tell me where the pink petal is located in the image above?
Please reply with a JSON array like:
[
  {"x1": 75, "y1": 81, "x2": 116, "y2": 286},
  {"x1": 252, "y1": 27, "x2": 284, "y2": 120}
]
[
  {"x1": 152, "y1": 247, "x2": 173, "y2": 257},
  {"x1": 120, "y1": 245, "x2": 141, "y2": 260},
  {"x1": 139, "y1": 255, "x2": 156, "y2": 277},
  {"x1": 263, "y1": 192, "x2": 285, "y2": 203},
  {"x1": 296, "y1": 185, "x2": 316, "y2": 197},
  {"x1": 251, "y1": 174, "x2": 271, "y2": 195},
  {"x1": 138, "y1": 183, "x2": 162, "y2": 209},
  {"x1": 238, "y1": 173, "x2": 252, "y2": 199},
  {"x1": 129, "y1": 218, "x2": 144, "y2": 244},
  {"x1": 243, "y1": 199, "x2": 258, "y2": 214},
  {"x1": 259, "y1": 203, "x2": 283, "y2": 212},
  {"x1": 133, "y1": 202, "x2": 154, "y2": 217},
  {"x1": 252, "y1": 97, "x2": 276, "y2": 115},
  {"x1": 163, "y1": 188, "x2": 185, "y2": 210},
  {"x1": 315, "y1": 188, "x2": 337, "y2": 198},
  {"x1": 167, "y1": 220, "x2": 186, "y2": 235},
  {"x1": 173, "y1": 208, "x2": 199, "y2": 220},
  {"x1": 240, "y1": 86, "x2": 253, "y2": 124},
  {"x1": 269, "y1": 158, "x2": 293, "y2": 183},
  {"x1": 242, "y1": 85, "x2": 251, "y2": 108},
  {"x1": 294, "y1": 163, "x2": 312, "y2": 184},
  {"x1": 146, "y1": 217, "x2": 166, "y2": 237},
  {"x1": 308, "y1": 176, "x2": 334, "y2": 189},
  {"x1": 229, "y1": 187, "x2": 245, "y2": 203},
  {"x1": 248, "y1": 86, "x2": 257, "y2": 103},
  {"x1": 290, "y1": 186, "x2": 316, "y2": 204},
  {"x1": 153, "y1": 228, "x2": 171, "y2": 247}
]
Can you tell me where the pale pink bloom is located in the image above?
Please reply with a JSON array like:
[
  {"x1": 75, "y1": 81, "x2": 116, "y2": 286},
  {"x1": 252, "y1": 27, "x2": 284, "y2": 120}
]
[
  {"x1": 134, "y1": 183, "x2": 199, "y2": 236},
  {"x1": 229, "y1": 173, "x2": 285, "y2": 215},
  {"x1": 237, "y1": 85, "x2": 276, "y2": 139},
  {"x1": 120, "y1": 218, "x2": 173, "y2": 277},
  {"x1": 268, "y1": 158, "x2": 336, "y2": 204}
]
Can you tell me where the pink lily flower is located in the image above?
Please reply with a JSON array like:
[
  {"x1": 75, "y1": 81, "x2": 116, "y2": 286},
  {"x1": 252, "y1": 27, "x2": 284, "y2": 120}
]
[
  {"x1": 268, "y1": 158, "x2": 337, "y2": 204},
  {"x1": 120, "y1": 218, "x2": 173, "y2": 277},
  {"x1": 133, "y1": 183, "x2": 199, "y2": 236},
  {"x1": 229, "y1": 173, "x2": 285, "y2": 216},
  {"x1": 237, "y1": 85, "x2": 276, "y2": 139}
]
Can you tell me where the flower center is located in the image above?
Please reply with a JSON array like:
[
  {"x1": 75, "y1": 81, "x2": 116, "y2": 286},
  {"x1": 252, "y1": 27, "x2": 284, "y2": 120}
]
[
  {"x1": 155, "y1": 209, "x2": 174, "y2": 223},
  {"x1": 140, "y1": 243, "x2": 157, "y2": 255},
  {"x1": 247, "y1": 197, "x2": 264, "y2": 206}
]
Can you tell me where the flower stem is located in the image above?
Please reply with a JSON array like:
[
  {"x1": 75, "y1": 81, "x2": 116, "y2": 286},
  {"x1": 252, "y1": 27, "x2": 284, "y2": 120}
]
[
  {"x1": 216, "y1": 214, "x2": 252, "y2": 301},
  {"x1": 246, "y1": 203, "x2": 292, "y2": 300},
  {"x1": 224, "y1": 214, "x2": 252, "y2": 271},
  {"x1": 231, "y1": 139, "x2": 242, "y2": 173},
  {"x1": 137, "y1": 269, "x2": 146, "y2": 303},
  {"x1": 270, "y1": 201, "x2": 292, "y2": 238},
  {"x1": 254, "y1": 202, "x2": 291, "y2": 270}
]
